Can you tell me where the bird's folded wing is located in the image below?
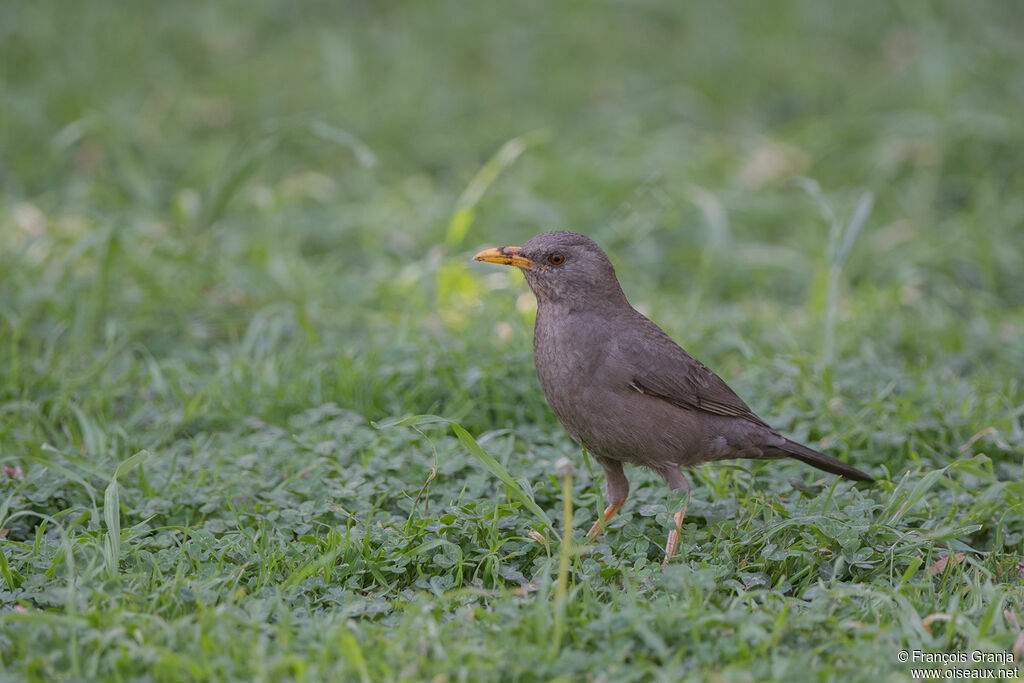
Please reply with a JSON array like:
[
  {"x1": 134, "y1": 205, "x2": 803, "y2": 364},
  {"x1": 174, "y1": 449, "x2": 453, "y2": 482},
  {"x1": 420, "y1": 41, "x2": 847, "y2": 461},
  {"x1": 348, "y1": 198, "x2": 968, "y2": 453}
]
[{"x1": 628, "y1": 340, "x2": 773, "y2": 431}]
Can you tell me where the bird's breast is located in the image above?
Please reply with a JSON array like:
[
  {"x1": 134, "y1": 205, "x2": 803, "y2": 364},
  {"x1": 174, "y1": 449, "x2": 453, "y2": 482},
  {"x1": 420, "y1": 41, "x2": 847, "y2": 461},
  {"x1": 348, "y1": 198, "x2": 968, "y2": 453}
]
[
  {"x1": 533, "y1": 312, "x2": 600, "y2": 396},
  {"x1": 532, "y1": 308, "x2": 622, "y2": 438}
]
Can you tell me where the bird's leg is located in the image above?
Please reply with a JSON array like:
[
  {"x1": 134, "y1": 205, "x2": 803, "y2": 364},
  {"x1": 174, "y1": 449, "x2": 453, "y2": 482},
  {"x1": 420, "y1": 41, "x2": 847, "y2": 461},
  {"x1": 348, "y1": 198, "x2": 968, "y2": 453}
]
[
  {"x1": 657, "y1": 467, "x2": 691, "y2": 568},
  {"x1": 586, "y1": 457, "x2": 629, "y2": 541}
]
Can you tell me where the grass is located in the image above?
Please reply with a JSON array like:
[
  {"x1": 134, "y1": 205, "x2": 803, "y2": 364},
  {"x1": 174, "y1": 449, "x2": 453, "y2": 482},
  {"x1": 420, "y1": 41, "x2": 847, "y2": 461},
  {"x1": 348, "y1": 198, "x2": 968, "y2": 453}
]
[{"x1": 1, "y1": 0, "x2": 1023, "y2": 680}]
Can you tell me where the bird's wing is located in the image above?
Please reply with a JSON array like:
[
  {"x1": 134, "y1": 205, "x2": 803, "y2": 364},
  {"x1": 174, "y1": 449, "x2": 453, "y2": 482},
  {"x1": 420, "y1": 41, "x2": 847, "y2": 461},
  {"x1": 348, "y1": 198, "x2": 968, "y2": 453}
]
[{"x1": 626, "y1": 319, "x2": 773, "y2": 431}]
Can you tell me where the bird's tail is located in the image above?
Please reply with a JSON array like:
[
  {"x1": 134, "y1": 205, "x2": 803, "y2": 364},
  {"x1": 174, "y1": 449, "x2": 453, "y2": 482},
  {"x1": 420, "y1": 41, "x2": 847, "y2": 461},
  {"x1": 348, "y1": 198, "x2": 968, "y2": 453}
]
[{"x1": 780, "y1": 439, "x2": 874, "y2": 483}]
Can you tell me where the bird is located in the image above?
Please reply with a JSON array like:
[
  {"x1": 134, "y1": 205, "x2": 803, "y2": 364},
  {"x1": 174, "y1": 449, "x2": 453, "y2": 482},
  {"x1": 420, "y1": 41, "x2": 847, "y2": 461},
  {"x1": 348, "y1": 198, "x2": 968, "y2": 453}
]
[{"x1": 474, "y1": 230, "x2": 873, "y2": 566}]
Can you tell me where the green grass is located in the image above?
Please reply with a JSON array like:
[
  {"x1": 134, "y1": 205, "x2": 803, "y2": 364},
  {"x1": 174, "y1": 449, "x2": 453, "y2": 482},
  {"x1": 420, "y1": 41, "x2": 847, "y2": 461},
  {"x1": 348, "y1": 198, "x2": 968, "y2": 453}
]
[{"x1": 2, "y1": 0, "x2": 1023, "y2": 680}]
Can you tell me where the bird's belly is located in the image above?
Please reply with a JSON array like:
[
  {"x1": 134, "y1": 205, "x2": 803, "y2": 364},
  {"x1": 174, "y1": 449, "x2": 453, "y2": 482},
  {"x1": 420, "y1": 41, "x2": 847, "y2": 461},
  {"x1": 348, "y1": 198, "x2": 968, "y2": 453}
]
[
  {"x1": 541, "y1": 374, "x2": 765, "y2": 468},
  {"x1": 543, "y1": 380, "x2": 705, "y2": 467}
]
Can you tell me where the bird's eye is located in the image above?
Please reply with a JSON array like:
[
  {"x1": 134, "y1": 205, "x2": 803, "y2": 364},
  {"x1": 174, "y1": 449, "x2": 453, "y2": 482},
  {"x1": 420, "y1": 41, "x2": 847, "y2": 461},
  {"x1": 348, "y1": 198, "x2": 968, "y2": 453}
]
[{"x1": 548, "y1": 253, "x2": 566, "y2": 266}]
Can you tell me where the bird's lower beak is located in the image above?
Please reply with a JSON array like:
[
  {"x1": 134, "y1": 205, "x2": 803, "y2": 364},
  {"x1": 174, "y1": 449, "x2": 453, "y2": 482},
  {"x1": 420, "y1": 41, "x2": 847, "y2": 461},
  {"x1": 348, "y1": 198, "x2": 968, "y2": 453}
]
[{"x1": 473, "y1": 246, "x2": 534, "y2": 270}]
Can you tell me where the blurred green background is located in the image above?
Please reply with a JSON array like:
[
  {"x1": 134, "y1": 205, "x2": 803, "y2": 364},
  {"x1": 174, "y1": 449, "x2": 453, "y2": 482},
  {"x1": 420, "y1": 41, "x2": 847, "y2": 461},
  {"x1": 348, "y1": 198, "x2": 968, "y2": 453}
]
[{"x1": 1, "y1": 1, "x2": 1022, "y2": 680}]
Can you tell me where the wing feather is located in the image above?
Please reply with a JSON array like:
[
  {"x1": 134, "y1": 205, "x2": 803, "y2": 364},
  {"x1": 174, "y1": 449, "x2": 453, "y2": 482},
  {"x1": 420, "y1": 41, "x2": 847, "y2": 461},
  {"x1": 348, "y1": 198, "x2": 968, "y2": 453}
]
[{"x1": 625, "y1": 316, "x2": 772, "y2": 430}]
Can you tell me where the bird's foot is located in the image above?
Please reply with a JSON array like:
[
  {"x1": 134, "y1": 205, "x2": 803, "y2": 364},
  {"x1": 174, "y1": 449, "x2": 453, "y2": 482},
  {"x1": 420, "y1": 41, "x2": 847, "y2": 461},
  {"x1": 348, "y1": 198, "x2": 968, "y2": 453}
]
[
  {"x1": 586, "y1": 501, "x2": 624, "y2": 542},
  {"x1": 659, "y1": 500, "x2": 690, "y2": 568},
  {"x1": 661, "y1": 528, "x2": 682, "y2": 568}
]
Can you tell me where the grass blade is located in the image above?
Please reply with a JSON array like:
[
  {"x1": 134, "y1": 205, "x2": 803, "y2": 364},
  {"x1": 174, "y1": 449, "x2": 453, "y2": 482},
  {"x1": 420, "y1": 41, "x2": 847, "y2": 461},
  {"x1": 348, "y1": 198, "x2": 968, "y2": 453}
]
[
  {"x1": 103, "y1": 450, "x2": 150, "y2": 578},
  {"x1": 380, "y1": 415, "x2": 557, "y2": 536}
]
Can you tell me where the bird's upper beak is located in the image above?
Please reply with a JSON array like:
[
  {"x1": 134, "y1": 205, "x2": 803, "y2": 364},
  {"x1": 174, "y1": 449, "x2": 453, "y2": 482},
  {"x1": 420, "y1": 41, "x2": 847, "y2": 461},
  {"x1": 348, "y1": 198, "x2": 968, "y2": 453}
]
[{"x1": 473, "y1": 246, "x2": 534, "y2": 270}]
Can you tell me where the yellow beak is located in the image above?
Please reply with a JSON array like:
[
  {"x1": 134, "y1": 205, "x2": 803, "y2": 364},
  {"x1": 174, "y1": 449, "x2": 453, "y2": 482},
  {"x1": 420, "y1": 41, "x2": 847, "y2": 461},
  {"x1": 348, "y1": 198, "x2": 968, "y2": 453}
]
[{"x1": 473, "y1": 246, "x2": 535, "y2": 270}]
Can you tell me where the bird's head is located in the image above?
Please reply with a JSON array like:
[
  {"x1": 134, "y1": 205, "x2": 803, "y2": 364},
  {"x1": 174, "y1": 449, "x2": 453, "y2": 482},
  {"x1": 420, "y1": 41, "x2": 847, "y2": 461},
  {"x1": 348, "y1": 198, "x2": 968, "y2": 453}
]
[{"x1": 474, "y1": 230, "x2": 627, "y2": 307}]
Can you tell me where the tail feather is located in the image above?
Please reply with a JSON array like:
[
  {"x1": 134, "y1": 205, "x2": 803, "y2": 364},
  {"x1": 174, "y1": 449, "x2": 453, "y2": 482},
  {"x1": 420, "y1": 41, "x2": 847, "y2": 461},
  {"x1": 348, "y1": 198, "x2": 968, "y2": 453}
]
[{"x1": 780, "y1": 439, "x2": 874, "y2": 483}]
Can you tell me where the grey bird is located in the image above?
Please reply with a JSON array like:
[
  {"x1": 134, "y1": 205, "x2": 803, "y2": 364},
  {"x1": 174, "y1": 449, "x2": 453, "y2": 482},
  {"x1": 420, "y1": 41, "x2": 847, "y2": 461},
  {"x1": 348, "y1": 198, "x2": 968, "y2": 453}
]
[{"x1": 474, "y1": 230, "x2": 873, "y2": 566}]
